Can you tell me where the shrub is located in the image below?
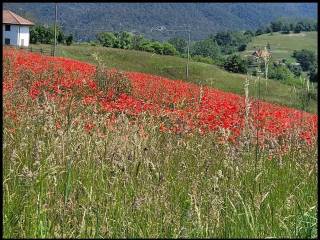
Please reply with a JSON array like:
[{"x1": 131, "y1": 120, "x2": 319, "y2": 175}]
[
  {"x1": 223, "y1": 55, "x2": 248, "y2": 74},
  {"x1": 192, "y1": 55, "x2": 214, "y2": 64},
  {"x1": 162, "y1": 42, "x2": 178, "y2": 55},
  {"x1": 66, "y1": 35, "x2": 73, "y2": 46},
  {"x1": 96, "y1": 32, "x2": 116, "y2": 47},
  {"x1": 292, "y1": 49, "x2": 316, "y2": 71},
  {"x1": 269, "y1": 64, "x2": 295, "y2": 81}
]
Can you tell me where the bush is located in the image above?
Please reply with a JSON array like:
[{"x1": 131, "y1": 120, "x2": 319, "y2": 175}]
[
  {"x1": 191, "y1": 39, "x2": 221, "y2": 60},
  {"x1": 287, "y1": 63, "x2": 303, "y2": 77},
  {"x1": 162, "y1": 42, "x2": 178, "y2": 55},
  {"x1": 238, "y1": 44, "x2": 247, "y2": 52},
  {"x1": 223, "y1": 55, "x2": 248, "y2": 74},
  {"x1": 97, "y1": 32, "x2": 116, "y2": 47},
  {"x1": 309, "y1": 66, "x2": 318, "y2": 83},
  {"x1": 192, "y1": 55, "x2": 214, "y2": 64},
  {"x1": 293, "y1": 49, "x2": 316, "y2": 71},
  {"x1": 168, "y1": 37, "x2": 187, "y2": 54},
  {"x1": 66, "y1": 35, "x2": 73, "y2": 46},
  {"x1": 269, "y1": 64, "x2": 295, "y2": 81}
]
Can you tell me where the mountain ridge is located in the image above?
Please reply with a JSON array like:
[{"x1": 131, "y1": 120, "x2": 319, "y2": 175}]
[{"x1": 3, "y1": 2, "x2": 318, "y2": 41}]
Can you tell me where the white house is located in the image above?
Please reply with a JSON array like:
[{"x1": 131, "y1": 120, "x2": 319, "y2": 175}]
[{"x1": 3, "y1": 10, "x2": 35, "y2": 47}]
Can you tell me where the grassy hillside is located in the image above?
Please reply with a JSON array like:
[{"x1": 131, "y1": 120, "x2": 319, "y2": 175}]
[
  {"x1": 31, "y1": 44, "x2": 317, "y2": 113},
  {"x1": 242, "y1": 31, "x2": 317, "y2": 61}
]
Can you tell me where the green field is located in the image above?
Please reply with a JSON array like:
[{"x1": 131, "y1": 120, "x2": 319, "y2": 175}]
[
  {"x1": 30, "y1": 44, "x2": 317, "y2": 113},
  {"x1": 242, "y1": 31, "x2": 318, "y2": 61}
]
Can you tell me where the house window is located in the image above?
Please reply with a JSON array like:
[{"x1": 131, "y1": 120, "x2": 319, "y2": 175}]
[
  {"x1": 5, "y1": 25, "x2": 11, "y2": 31},
  {"x1": 5, "y1": 38, "x2": 10, "y2": 45}
]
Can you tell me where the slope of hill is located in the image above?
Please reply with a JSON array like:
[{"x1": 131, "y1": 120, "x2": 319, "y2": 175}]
[
  {"x1": 3, "y1": 3, "x2": 317, "y2": 41},
  {"x1": 242, "y1": 31, "x2": 318, "y2": 61},
  {"x1": 30, "y1": 43, "x2": 317, "y2": 113}
]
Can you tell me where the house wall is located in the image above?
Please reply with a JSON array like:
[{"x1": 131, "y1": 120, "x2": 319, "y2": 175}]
[
  {"x1": 3, "y1": 24, "x2": 30, "y2": 47},
  {"x1": 3, "y1": 24, "x2": 19, "y2": 45},
  {"x1": 18, "y1": 26, "x2": 30, "y2": 47}
]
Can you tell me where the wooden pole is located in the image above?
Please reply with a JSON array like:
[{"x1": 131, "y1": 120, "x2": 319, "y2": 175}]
[{"x1": 53, "y1": 3, "x2": 57, "y2": 56}]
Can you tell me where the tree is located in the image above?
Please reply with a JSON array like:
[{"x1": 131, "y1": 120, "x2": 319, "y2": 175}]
[
  {"x1": 131, "y1": 34, "x2": 145, "y2": 50},
  {"x1": 115, "y1": 31, "x2": 133, "y2": 49},
  {"x1": 287, "y1": 63, "x2": 302, "y2": 77},
  {"x1": 151, "y1": 41, "x2": 164, "y2": 55},
  {"x1": 66, "y1": 35, "x2": 73, "y2": 46},
  {"x1": 96, "y1": 32, "x2": 116, "y2": 47},
  {"x1": 292, "y1": 49, "x2": 316, "y2": 71},
  {"x1": 293, "y1": 23, "x2": 303, "y2": 33},
  {"x1": 281, "y1": 24, "x2": 290, "y2": 34},
  {"x1": 168, "y1": 37, "x2": 187, "y2": 54},
  {"x1": 191, "y1": 39, "x2": 221, "y2": 60},
  {"x1": 270, "y1": 20, "x2": 283, "y2": 32},
  {"x1": 269, "y1": 64, "x2": 295, "y2": 81},
  {"x1": 30, "y1": 24, "x2": 55, "y2": 44},
  {"x1": 162, "y1": 42, "x2": 177, "y2": 55},
  {"x1": 57, "y1": 28, "x2": 64, "y2": 44},
  {"x1": 238, "y1": 44, "x2": 247, "y2": 52},
  {"x1": 223, "y1": 55, "x2": 248, "y2": 74},
  {"x1": 309, "y1": 66, "x2": 318, "y2": 82},
  {"x1": 244, "y1": 30, "x2": 254, "y2": 37},
  {"x1": 255, "y1": 29, "x2": 264, "y2": 36}
]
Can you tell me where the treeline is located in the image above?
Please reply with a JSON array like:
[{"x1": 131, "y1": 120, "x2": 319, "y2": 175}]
[
  {"x1": 30, "y1": 25, "x2": 73, "y2": 45},
  {"x1": 96, "y1": 32, "x2": 177, "y2": 55},
  {"x1": 94, "y1": 30, "x2": 254, "y2": 74},
  {"x1": 255, "y1": 18, "x2": 317, "y2": 35}
]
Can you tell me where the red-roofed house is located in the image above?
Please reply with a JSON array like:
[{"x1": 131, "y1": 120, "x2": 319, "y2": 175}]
[{"x1": 3, "y1": 10, "x2": 35, "y2": 47}]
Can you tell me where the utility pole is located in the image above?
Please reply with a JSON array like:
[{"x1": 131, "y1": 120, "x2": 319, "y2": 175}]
[
  {"x1": 53, "y1": 3, "x2": 57, "y2": 56},
  {"x1": 151, "y1": 25, "x2": 191, "y2": 81},
  {"x1": 186, "y1": 28, "x2": 191, "y2": 80}
]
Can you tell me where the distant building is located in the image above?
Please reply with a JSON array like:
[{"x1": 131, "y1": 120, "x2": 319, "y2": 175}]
[{"x1": 3, "y1": 10, "x2": 35, "y2": 47}]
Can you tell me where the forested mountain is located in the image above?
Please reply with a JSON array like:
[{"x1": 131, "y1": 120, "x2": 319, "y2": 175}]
[{"x1": 3, "y1": 2, "x2": 317, "y2": 41}]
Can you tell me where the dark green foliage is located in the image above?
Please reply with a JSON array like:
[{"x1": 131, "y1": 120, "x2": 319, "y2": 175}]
[
  {"x1": 287, "y1": 63, "x2": 302, "y2": 77},
  {"x1": 57, "y1": 30, "x2": 64, "y2": 44},
  {"x1": 162, "y1": 42, "x2": 178, "y2": 55},
  {"x1": 255, "y1": 29, "x2": 264, "y2": 36},
  {"x1": 191, "y1": 39, "x2": 221, "y2": 60},
  {"x1": 30, "y1": 25, "x2": 55, "y2": 44},
  {"x1": 191, "y1": 55, "x2": 214, "y2": 64},
  {"x1": 96, "y1": 32, "x2": 116, "y2": 47},
  {"x1": 293, "y1": 24, "x2": 303, "y2": 33},
  {"x1": 211, "y1": 31, "x2": 252, "y2": 54},
  {"x1": 292, "y1": 49, "x2": 316, "y2": 71},
  {"x1": 269, "y1": 64, "x2": 295, "y2": 81},
  {"x1": 131, "y1": 34, "x2": 145, "y2": 50},
  {"x1": 270, "y1": 20, "x2": 283, "y2": 32},
  {"x1": 114, "y1": 32, "x2": 133, "y2": 49},
  {"x1": 238, "y1": 44, "x2": 247, "y2": 52},
  {"x1": 168, "y1": 37, "x2": 187, "y2": 54},
  {"x1": 281, "y1": 24, "x2": 291, "y2": 34},
  {"x1": 66, "y1": 35, "x2": 73, "y2": 46},
  {"x1": 4, "y1": 3, "x2": 316, "y2": 41},
  {"x1": 257, "y1": 18, "x2": 317, "y2": 36},
  {"x1": 309, "y1": 65, "x2": 318, "y2": 82},
  {"x1": 223, "y1": 54, "x2": 248, "y2": 73}
]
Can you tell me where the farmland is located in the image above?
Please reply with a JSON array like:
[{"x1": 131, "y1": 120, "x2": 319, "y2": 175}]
[
  {"x1": 3, "y1": 48, "x2": 317, "y2": 238},
  {"x1": 242, "y1": 31, "x2": 317, "y2": 61}
]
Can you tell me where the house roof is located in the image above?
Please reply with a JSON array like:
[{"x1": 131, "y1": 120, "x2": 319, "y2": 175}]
[{"x1": 3, "y1": 10, "x2": 35, "y2": 26}]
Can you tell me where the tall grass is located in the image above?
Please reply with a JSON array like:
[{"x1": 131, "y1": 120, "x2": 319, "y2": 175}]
[
  {"x1": 3, "y1": 51, "x2": 317, "y2": 238},
  {"x1": 3, "y1": 95, "x2": 317, "y2": 238}
]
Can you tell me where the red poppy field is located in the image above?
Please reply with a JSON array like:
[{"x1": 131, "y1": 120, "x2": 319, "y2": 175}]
[
  {"x1": 3, "y1": 48, "x2": 318, "y2": 238},
  {"x1": 3, "y1": 48, "x2": 317, "y2": 147}
]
